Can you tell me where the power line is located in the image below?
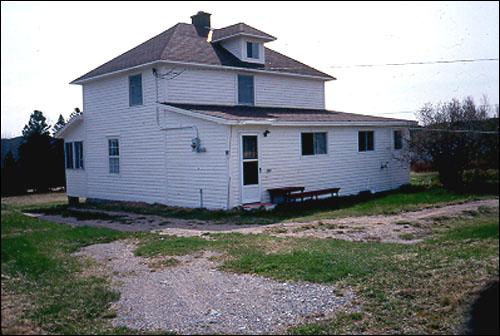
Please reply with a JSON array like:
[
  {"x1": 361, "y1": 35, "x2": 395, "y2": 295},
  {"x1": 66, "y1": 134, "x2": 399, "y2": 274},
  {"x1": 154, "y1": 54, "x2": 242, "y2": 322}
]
[{"x1": 330, "y1": 58, "x2": 499, "y2": 69}]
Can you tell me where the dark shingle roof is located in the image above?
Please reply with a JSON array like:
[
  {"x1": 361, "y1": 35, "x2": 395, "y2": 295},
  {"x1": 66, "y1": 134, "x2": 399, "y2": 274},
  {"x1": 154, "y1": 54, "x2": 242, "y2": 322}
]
[
  {"x1": 72, "y1": 23, "x2": 334, "y2": 83},
  {"x1": 162, "y1": 103, "x2": 416, "y2": 124},
  {"x1": 211, "y1": 22, "x2": 276, "y2": 42}
]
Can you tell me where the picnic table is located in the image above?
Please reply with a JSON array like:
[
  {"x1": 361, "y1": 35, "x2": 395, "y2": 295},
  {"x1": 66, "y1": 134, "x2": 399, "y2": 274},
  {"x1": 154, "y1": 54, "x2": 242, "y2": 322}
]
[{"x1": 267, "y1": 186, "x2": 305, "y2": 204}]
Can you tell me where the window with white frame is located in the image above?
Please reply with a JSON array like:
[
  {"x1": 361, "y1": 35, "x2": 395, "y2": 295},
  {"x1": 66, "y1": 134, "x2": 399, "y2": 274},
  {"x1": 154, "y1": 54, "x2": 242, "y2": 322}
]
[
  {"x1": 301, "y1": 132, "x2": 327, "y2": 156},
  {"x1": 65, "y1": 142, "x2": 84, "y2": 169},
  {"x1": 237, "y1": 75, "x2": 254, "y2": 105},
  {"x1": 108, "y1": 138, "x2": 120, "y2": 174},
  {"x1": 358, "y1": 131, "x2": 374, "y2": 152},
  {"x1": 246, "y1": 42, "x2": 260, "y2": 59},
  {"x1": 394, "y1": 130, "x2": 403, "y2": 150},
  {"x1": 129, "y1": 74, "x2": 143, "y2": 106},
  {"x1": 74, "y1": 141, "x2": 84, "y2": 169}
]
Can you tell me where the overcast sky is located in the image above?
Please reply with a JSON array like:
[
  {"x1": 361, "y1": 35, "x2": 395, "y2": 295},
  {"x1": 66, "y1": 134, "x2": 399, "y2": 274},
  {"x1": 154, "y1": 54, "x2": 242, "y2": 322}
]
[{"x1": 1, "y1": 1, "x2": 499, "y2": 137}]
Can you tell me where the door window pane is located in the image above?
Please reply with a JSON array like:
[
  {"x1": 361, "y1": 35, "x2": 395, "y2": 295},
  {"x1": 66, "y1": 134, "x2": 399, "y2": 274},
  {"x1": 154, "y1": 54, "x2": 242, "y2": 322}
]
[
  {"x1": 242, "y1": 136, "x2": 257, "y2": 159},
  {"x1": 243, "y1": 161, "x2": 258, "y2": 185}
]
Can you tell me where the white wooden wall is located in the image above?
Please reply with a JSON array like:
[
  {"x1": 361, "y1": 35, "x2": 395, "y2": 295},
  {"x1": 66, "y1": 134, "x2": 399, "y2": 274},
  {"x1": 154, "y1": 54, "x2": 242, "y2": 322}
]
[
  {"x1": 72, "y1": 64, "x2": 407, "y2": 209},
  {"x1": 63, "y1": 121, "x2": 87, "y2": 198},
  {"x1": 228, "y1": 125, "x2": 410, "y2": 207},
  {"x1": 164, "y1": 67, "x2": 325, "y2": 109},
  {"x1": 82, "y1": 69, "x2": 167, "y2": 204}
]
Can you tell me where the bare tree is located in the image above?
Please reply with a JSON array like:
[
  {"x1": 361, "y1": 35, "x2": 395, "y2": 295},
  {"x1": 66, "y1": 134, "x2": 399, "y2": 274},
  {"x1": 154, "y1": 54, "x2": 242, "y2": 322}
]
[{"x1": 410, "y1": 96, "x2": 498, "y2": 191}]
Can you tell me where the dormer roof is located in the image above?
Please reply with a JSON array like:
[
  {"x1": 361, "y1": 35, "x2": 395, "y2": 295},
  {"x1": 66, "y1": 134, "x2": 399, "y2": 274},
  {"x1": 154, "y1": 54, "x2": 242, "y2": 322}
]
[{"x1": 211, "y1": 23, "x2": 276, "y2": 43}]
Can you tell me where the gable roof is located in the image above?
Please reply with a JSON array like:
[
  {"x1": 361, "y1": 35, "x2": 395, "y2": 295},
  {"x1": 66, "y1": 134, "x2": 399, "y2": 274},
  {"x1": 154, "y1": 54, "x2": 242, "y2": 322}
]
[
  {"x1": 211, "y1": 22, "x2": 276, "y2": 42},
  {"x1": 161, "y1": 103, "x2": 417, "y2": 126},
  {"x1": 72, "y1": 23, "x2": 334, "y2": 83}
]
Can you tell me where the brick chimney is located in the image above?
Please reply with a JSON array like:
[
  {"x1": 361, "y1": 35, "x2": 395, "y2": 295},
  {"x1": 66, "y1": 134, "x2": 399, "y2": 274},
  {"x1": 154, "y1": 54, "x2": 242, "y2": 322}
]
[{"x1": 191, "y1": 11, "x2": 211, "y2": 37}]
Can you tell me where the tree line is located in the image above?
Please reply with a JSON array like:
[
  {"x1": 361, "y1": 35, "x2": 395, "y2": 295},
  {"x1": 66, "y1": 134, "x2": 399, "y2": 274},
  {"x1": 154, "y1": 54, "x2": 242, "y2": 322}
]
[{"x1": 1, "y1": 109, "x2": 79, "y2": 196}]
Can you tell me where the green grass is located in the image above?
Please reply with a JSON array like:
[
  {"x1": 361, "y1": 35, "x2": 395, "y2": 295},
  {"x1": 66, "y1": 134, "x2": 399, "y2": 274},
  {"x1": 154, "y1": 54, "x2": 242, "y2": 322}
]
[{"x1": 1, "y1": 206, "x2": 132, "y2": 334}]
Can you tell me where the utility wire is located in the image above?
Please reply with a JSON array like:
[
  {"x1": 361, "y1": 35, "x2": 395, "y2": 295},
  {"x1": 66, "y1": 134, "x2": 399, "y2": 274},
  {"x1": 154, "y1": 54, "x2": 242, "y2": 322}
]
[{"x1": 329, "y1": 58, "x2": 499, "y2": 69}]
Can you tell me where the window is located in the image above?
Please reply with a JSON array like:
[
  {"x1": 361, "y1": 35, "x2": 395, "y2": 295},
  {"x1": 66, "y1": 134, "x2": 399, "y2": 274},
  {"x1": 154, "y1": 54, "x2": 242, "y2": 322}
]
[
  {"x1": 108, "y1": 139, "x2": 120, "y2": 174},
  {"x1": 394, "y1": 130, "x2": 403, "y2": 150},
  {"x1": 358, "y1": 131, "x2": 374, "y2": 152},
  {"x1": 238, "y1": 75, "x2": 254, "y2": 105},
  {"x1": 301, "y1": 132, "x2": 327, "y2": 156},
  {"x1": 65, "y1": 142, "x2": 74, "y2": 169},
  {"x1": 246, "y1": 42, "x2": 260, "y2": 59},
  {"x1": 129, "y1": 74, "x2": 143, "y2": 106},
  {"x1": 74, "y1": 142, "x2": 84, "y2": 169}
]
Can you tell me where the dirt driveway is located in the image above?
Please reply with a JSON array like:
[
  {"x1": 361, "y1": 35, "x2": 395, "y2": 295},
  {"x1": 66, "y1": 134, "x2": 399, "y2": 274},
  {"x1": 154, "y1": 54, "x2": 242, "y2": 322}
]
[{"x1": 28, "y1": 199, "x2": 499, "y2": 244}]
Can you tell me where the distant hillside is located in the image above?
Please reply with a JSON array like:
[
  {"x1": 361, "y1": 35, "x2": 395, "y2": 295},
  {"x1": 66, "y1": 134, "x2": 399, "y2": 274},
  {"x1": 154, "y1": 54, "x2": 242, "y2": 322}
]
[{"x1": 1, "y1": 136, "x2": 24, "y2": 168}]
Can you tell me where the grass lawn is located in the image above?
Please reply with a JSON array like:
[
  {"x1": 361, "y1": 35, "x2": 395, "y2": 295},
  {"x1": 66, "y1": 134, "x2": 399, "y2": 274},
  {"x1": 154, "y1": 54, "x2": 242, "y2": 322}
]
[{"x1": 1, "y1": 173, "x2": 498, "y2": 334}]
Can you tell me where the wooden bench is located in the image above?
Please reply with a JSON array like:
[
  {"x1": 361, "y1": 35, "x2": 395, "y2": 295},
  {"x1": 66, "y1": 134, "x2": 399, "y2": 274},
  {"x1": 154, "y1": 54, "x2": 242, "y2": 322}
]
[
  {"x1": 267, "y1": 186, "x2": 305, "y2": 204},
  {"x1": 285, "y1": 187, "x2": 341, "y2": 202}
]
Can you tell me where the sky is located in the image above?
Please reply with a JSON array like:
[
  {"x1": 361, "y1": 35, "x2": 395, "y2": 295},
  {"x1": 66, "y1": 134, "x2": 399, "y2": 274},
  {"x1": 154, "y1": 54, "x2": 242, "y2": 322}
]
[{"x1": 1, "y1": 1, "x2": 499, "y2": 137}]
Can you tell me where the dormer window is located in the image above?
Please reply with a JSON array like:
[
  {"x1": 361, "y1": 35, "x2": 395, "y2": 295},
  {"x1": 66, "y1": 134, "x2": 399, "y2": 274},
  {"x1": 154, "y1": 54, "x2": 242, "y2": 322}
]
[{"x1": 246, "y1": 42, "x2": 260, "y2": 59}]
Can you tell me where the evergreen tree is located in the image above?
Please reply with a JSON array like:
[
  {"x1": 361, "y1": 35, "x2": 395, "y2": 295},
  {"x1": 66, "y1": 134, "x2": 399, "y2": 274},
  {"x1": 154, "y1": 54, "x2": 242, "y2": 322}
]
[
  {"x1": 22, "y1": 110, "x2": 51, "y2": 138},
  {"x1": 1, "y1": 150, "x2": 23, "y2": 195},
  {"x1": 52, "y1": 114, "x2": 66, "y2": 135},
  {"x1": 69, "y1": 107, "x2": 82, "y2": 120}
]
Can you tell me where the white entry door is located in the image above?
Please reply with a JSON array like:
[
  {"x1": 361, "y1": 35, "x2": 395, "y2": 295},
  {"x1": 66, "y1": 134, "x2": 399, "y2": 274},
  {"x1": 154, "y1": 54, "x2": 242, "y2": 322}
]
[{"x1": 241, "y1": 134, "x2": 261, "y2": 204}]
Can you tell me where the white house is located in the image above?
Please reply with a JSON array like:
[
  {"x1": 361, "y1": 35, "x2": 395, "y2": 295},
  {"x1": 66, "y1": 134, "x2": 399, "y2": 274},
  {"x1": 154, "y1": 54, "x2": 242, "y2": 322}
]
[{"x1": 57, "y1": 11, "x2": 416, "y2": 209}]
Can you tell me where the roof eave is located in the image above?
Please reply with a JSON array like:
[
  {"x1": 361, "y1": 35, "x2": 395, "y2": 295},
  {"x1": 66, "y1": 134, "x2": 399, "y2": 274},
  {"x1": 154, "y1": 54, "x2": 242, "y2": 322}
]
[
  {"x1": 71, "y1": 59, "x2": 334, "y2": 85},
  {"x1": 211, "y1": 32, "x2": 276, "y2": 43},
  {"x1": 160, "y1": 104, "x2": 417, "y2": 127},
  {"x1": 54, "y1": 115, "x2": 84, "y2": 138}
]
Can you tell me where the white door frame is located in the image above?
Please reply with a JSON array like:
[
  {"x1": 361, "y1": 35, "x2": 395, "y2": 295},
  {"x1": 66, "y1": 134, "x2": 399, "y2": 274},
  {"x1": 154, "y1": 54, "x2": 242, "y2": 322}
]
[{"x1": 240, "y1": 133, "x2": 261, "y2": 204}]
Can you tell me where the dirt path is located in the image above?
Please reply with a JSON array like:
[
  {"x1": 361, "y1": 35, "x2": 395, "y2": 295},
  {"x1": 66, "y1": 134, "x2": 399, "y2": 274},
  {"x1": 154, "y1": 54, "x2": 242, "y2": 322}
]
[
  {"x1": 250, "y1": 199, "x2": 499, "y2": 243},
  {"x1": 74, "y1": 241, "x2": 354, "y2": 335},
  {"x1": 27, "y1": 199, "x2": 498, "y2": 243}
]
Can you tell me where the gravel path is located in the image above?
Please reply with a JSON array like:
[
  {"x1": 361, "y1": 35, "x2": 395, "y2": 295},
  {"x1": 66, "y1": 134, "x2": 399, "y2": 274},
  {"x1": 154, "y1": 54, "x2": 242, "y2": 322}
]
[{"x1": 75, "y1": 241, "x2": 354, "y2": 335}]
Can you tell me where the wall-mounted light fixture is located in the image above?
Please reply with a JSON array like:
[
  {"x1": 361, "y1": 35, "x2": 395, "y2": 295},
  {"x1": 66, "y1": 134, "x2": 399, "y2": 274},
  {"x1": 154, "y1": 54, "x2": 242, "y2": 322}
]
[{"x1": 263, "y1": 130, "x2": 270, "y2": 137}]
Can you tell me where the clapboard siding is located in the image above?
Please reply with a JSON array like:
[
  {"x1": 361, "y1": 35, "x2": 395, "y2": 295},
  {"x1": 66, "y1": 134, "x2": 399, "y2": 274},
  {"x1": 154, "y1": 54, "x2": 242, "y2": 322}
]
[
  {"x1": 256, "y1": 75, "x2": 325, "y2": 109},
  {"x1": 164, "y1": 67, "x2": 325, "y2": 109},
  {"x1": 164, "y1": 112, "x2": 230, "y2": 209},
  {"x1": 63, "y1": 121, "x2": 87, "y2": 197},
  {"x1": 82, "y1": 69, "x2": 168, "y2": 204},
  {"x1": 228, "y1": 126, "x2": 410, "y2": 206}
]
